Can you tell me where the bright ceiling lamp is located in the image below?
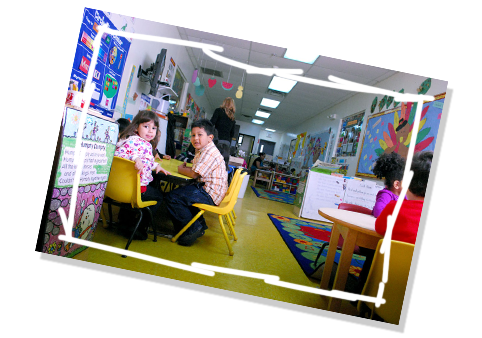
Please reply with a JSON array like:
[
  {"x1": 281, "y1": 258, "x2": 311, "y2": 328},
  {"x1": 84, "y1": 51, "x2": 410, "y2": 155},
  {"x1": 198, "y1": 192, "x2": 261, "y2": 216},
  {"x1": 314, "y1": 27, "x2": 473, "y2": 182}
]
[
  {"x1": 268, "y1": 76, "x2": 297, "y2": 93},
  {"x1": 283, "y1": 48, "x2": 319, "y2": 64},
  {"x1": 252, "y1": 119, "x2": 265, "y2": 125},
  {"x1": 265, "y1": 128, "x2": 276, "y2": 132},
  {"x1": 255, "y1": 110, "x2": 271, "y2": 118},
  {"x1": 260, "y1": 98, "x2": 280, "y2": 108}
]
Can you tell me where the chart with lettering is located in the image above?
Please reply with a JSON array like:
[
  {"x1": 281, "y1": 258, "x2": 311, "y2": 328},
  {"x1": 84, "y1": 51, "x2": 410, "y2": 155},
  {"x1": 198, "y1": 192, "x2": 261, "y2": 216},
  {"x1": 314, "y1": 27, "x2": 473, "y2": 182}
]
[{"x1": 41, "y1": 107, "x2": 118, "y2": 257}]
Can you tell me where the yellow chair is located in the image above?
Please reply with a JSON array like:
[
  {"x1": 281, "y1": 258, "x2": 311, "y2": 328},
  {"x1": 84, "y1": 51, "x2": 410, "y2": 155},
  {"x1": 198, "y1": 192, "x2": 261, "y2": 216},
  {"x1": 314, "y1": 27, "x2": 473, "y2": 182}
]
[
  {"x1": 171, "y1": 172, "x2": 247, "y2": 256},
  {"x1": 101, "y1": 156, "x2": 158, "y2": 257},
  {"x1": 225, "y1": 168, "x2": 242, "y2": 226},
  {"x1": 357, "y1": 239, "x2": 415, "y2": 325}
]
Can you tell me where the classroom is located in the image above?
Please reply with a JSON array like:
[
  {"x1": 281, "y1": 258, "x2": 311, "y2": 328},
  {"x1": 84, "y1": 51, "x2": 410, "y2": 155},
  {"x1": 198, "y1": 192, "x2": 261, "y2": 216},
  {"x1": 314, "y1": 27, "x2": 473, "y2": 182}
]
[{"x1": 37, "y1": 7, "x2": 448, "y2": 325}]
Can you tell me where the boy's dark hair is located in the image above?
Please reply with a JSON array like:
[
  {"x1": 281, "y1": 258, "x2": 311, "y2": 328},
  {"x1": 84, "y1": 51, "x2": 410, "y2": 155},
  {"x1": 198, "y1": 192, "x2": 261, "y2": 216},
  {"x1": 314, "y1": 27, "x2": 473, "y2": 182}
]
[
  {"x1": 373, "y1": 152, "x2": 406, "y2": 188},
  {"x1": 259, "y1": 152, "x2": 265, "y2": 157},
  {"x1": 116, "y1": 118, "x2": 130, "y2": 134},
  {"x1": 192, "y1": 119, "x2": 215, "y2": 136},
  {"x1": 409, "y1": 151, "x2": 433, "y2": 197}
]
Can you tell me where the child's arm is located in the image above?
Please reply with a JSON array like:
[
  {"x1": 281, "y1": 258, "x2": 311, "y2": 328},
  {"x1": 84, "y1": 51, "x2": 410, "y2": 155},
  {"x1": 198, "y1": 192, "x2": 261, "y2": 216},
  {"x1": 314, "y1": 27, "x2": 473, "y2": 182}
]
[
  {"x1": 178, "y1": 162, "x2": 200, "y2": 179},
  {"x1": 155, "y1": 164, "x2": 170, "y2": 175},
  {"x1": 374, "y1": 200, "x2": 396, "y2": 236},
  {"x1": 372, "y1": 190, "x2": 393, "y2": 217}
]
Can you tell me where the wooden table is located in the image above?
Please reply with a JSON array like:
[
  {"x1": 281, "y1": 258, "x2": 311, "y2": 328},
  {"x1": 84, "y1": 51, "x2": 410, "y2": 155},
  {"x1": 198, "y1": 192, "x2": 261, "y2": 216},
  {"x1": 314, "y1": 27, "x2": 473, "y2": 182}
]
[
  {"x1": 252, "y1": 169, "x2": 273, "y2": 189},
  {"x1": 318, "y1": 207, "x2": 383, "y2": 312}
]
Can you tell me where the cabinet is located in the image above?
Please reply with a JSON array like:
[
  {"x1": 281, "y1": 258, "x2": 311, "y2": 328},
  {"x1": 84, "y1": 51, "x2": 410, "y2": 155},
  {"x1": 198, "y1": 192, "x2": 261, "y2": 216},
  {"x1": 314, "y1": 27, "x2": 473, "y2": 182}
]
[{"x1": 271, "y1": 172, "x2": 299, "y2": 195}]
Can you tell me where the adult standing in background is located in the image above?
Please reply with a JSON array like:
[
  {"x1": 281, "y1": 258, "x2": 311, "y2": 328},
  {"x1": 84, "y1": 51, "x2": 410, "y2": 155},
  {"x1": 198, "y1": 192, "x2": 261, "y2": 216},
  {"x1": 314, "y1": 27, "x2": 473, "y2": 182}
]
[{"x1": 210, "y1": 97, "x2": 236, "y2": 149}]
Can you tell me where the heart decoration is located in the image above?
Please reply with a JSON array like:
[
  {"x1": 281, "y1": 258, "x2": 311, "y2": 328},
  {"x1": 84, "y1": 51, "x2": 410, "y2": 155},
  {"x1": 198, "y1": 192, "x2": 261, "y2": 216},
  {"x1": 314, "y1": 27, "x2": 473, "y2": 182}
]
[{"x1": 208, "y1": 78, "x2": 217, "y2": 88}]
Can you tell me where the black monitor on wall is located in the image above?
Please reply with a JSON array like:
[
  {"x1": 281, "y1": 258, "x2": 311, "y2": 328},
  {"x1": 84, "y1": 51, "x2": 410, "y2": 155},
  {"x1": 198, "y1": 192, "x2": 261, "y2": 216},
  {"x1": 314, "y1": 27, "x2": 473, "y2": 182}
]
[{"x1": 149, "y1": 48, "x2": 167, "y2": 96}]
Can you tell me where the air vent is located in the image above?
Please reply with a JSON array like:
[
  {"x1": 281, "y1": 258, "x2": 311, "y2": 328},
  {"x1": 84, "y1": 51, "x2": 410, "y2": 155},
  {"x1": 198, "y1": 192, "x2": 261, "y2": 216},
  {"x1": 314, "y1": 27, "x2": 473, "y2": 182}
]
[
  {"x1": 257, "y1": 108, "x2": 272, "y2": 113},
  {"x1": 266, "y1": 89, "x2": 287, "y2": 98},
  {"x1": 201, "y1": 67, "x2": 223, "y2": 78},
  {"x1": 242, "y1": 114, "x2": 251, "y2": 118}
]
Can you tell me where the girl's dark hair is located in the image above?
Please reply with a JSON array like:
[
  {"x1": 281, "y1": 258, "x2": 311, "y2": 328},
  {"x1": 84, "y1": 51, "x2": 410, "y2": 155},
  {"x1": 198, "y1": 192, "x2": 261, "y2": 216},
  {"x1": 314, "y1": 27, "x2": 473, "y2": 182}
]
[
  {"x1": 259, "y1": 152, "x2": 265, "y2": 157},
  {"x1": 372, "y1": 152, "x2": 406, "y2": 188},
  {"x1": 119, "y1": 110, "x2": 160, "y2": 149},
  {"x1": 409, "y1": 151, "x2": 433, "y2": 197}
]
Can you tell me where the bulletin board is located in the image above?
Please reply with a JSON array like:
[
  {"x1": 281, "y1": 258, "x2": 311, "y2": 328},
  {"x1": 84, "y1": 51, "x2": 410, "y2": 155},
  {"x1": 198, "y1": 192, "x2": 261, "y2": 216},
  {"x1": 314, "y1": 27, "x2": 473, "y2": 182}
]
[
  {"x1": 356, "y1": 93, "x2": 445, "y2": 177},
  {"x1": 301, "y1": 130, "x2": 331, "y2": 168},
  {"x1": 69, "y1": 8, "x2": 131, "y2": 118},
  {"x1": 41, "y1": 106, "x2": 118, "y2": 257},
  {"x1": 336, "y1": 111, "x2": 365, "y2": 157}
]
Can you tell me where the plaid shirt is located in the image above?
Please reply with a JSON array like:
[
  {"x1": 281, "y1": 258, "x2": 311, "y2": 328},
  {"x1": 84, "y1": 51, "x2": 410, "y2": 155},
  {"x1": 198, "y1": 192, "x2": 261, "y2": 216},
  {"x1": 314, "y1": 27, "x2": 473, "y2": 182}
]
[{"x1": 192, "y1": 141, "x2": 228, "y2": 205}]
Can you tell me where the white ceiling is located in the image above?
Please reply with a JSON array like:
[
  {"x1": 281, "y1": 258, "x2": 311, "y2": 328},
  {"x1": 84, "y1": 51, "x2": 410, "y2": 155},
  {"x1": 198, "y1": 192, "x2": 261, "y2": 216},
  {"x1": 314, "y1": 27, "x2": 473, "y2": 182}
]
[{"x1": 115, "y1": 10, "x2": 482, "y2": 132}]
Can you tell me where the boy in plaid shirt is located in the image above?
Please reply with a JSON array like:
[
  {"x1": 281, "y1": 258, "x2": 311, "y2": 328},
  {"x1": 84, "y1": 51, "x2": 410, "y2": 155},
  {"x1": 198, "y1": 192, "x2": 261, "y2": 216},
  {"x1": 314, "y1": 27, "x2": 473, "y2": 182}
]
[{"x1": 166, "y1": 119, "x2": 228, "y2": 246}]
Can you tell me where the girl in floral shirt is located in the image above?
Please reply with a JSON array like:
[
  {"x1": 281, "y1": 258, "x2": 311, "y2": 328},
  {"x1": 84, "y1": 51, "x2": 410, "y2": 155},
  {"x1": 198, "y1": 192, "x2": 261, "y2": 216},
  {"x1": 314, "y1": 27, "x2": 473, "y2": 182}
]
[{"x1": 114, "y1": 110, "x2": 170, "y2": 219}]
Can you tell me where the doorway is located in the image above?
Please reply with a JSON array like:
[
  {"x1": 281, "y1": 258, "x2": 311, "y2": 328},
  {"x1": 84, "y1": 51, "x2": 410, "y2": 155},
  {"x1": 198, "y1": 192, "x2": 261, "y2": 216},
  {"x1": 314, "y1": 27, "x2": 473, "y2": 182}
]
[{"x1": 237, "y1": 133, "x2": 255, "y2": 164}]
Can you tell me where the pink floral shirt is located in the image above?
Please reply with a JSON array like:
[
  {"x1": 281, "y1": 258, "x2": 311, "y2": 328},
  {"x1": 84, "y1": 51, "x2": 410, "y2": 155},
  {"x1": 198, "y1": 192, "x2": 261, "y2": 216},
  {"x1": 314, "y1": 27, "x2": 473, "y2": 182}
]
[{"x1": 114, "y1": 135, "x2": 158, "y2": 187}]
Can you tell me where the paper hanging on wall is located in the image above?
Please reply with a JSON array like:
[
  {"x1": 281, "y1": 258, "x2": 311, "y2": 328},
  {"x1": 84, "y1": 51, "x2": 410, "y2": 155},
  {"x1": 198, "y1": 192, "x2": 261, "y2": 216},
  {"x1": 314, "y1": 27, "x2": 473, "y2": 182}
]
[
  {"x1": 418, "y1": 78, "x2": 431, "y2": 95},
  {"x1": 208, "y1": 78, "x2": 217, "y2": 88},
  {"x1": 222, "y1": 81, "x2": 233, "y2": 90},
  {"x1": 378, "y1": 95, "x2": 387, "y2": 112},
  {"x1": 371, "y1": 97, "x2": 378, "y2": 113},
  {"x1": 195, "y1": 84, "x2": 205, "y2": 96},
  {"x1": 393, "y1": 89, "x2": 404, "y2": 108},
  {"x1": 235, "y1": 85, "x2": 243, "y2": 98},
  {"x1": 193, "y1": 77, "x2": 200, "y2": 86},
  {"x1": 192, "y1": 69, "x2": 198, "y2": 83}
]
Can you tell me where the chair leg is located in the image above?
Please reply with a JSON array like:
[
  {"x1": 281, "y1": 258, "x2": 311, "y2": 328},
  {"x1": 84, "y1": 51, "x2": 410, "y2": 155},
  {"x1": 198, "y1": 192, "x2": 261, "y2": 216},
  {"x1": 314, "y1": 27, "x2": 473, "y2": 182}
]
[
  {"x1": 108, "y1": 203, "x2": 113, "y2": 227},
  {"x1": 100, "y1": 207, "x2": 109, "y2": 228},
  {"x1": 171, "y1": 210, "x2": 205, "y2": 243},
  {"x1": 122, "y1": 209, "x2": 143, "y2": 258},
  {"x1": 228, "y1": 211, "x2": 235, "y2": 226},
  {"x1": 143, "y1": 207, "x2": 157, "y2": 243},
  {"x1": 224, "y1": 213, "x2": 237, "y2": 241},
  {"x1": 218, "y1": 215, "x2": 234, "y2": 256},
  {"x1": 232, "y1": 209, "x2": 237, "y2": 219}
]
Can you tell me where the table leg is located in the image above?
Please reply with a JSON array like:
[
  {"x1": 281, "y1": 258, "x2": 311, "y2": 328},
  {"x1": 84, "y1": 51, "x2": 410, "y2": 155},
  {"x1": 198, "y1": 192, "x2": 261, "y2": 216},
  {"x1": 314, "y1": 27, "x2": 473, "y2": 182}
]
[
  {"x1": 320, "y1": 223, "x2": 340, "y2": 290},
  {"x1": 328, "y1": 228, "x2": 358, "y2": 312}
]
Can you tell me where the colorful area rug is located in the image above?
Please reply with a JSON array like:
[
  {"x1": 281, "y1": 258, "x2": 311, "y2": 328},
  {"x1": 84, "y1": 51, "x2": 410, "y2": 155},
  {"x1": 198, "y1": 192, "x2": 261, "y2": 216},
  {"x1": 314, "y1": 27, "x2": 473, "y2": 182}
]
[
  {"x1": 268, "y1": 213, "x2": 366, "y2": 279},
  {"x1": 251, "y1": 186, "x2": 295, "y2": 205}
]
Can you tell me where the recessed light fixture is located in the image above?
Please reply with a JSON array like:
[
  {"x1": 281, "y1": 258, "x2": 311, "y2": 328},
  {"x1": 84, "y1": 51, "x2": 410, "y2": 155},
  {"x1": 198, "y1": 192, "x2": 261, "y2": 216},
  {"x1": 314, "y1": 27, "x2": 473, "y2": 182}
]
[
  {"x1": 265, "y1": 128, "x2": 276, "y2": 132},
  {"x1": 252, "y1": 119, "x2": 265, "y2": 125},
  {"x1": 284, "y1": 49, "x2": 319, "y2": 64},
  {"x1": 255, "y1": 110, "x2": 271, "y2": 118},
  {"x1": 260, "y1": 98, "x2": 280, "y2": 108},
  {"x1": 268, "y1": 76, "x2": 297, "y2": 93}
]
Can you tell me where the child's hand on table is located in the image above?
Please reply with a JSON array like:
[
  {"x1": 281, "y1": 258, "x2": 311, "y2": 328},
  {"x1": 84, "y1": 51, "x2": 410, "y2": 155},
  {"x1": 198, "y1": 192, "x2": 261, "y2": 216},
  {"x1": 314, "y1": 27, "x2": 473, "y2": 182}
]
[
  {"x1": 156, "y1": 165, "x2": 170, "y2": 175},
  {"x1": 163, "y1": 155, "x2": 171, "y2": 160}
]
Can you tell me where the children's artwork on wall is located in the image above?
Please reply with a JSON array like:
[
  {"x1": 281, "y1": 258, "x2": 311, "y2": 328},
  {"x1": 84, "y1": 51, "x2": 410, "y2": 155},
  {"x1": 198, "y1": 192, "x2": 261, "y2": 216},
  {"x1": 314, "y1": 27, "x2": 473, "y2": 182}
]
[
  {"x1": 301, "y1": 131, "x2": 331, "y2": 168},
  {"x1": 356, "y1": 93, "x2": 445, "y2": 177},
  {"x1": 336, "y1": 111, "x2": 365, "y2": 157},
  {"x1": 42, "y1": 107, "x2": 118, "y2": 257},
  {"x1": 293, "y1": 132, "x2": 307, "y2": 157}
]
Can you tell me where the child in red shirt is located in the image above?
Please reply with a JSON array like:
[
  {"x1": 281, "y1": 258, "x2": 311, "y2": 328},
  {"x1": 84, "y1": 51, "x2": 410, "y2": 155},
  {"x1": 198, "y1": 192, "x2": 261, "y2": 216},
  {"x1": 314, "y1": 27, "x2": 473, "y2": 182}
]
[{"x1": 354, "y1": 151, "x2": 433, "y2": 295}]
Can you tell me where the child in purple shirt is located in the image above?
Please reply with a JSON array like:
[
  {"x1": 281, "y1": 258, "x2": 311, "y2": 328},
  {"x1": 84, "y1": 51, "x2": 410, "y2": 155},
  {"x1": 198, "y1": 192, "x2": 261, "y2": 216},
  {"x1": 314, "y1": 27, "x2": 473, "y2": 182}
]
[{"x1": 371, "y1": 152, "x2": 406, "y2": 217}]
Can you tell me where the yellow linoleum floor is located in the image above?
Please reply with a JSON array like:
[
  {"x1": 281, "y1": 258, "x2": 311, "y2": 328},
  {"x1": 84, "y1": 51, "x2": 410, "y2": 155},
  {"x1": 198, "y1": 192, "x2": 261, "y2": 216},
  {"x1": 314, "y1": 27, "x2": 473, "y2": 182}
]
[{"x1": 85, "y1": 179, "x2": 359, "y2": 317}]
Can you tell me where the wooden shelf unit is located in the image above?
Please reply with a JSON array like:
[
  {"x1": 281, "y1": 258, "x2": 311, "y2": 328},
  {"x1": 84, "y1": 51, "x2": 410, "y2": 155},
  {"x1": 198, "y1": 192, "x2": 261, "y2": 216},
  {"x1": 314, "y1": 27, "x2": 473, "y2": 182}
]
[{"x1": 271, "y1": 172, "x2": 299, "y2": 194}]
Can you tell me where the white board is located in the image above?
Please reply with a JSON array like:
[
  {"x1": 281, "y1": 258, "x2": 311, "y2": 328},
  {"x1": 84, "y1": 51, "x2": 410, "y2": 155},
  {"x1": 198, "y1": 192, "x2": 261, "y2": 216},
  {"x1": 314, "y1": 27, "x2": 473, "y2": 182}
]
[
  {"x1": 342, "y1": 179, "x2": 384, "y2": 210},
  {"x1": 301, "y1": 171, "x2": 345, "y2": 222}
]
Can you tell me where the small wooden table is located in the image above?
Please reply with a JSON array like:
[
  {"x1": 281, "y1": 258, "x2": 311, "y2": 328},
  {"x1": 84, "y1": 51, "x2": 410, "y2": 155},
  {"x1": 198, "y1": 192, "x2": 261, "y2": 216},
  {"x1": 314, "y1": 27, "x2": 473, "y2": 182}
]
[
  {"x1": 154, "y1": 158, "x2": 195, "y2": 191},
  {"x1": 318, "y1": 208, "x2": 383, "y2": 312},
  {"x1": 252, "y1": 169, "x2": 273, "y2": 189}
]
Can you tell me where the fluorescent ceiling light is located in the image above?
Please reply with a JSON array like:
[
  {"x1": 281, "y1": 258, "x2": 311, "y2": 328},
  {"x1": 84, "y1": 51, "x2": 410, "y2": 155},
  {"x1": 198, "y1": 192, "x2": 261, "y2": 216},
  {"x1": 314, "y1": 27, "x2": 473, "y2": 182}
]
[
  {"x1": 260, "y1": 98, "x2": 280, "y2": 108},
  {"x1": 255, "y1": 111, "x2": 271, "y2": 118},
  {"x1": 252, "y1": 119, "x2": 265, "y2": 125},
  {"x1": 265, "y1": 128, "x2": 276, "y2": 132},
  {"x1": 284, "y1": 49, "x2": 319, "y2": 64},
  {"x1": 268, "y1": 76, "x2": 297, "y2": 93}
]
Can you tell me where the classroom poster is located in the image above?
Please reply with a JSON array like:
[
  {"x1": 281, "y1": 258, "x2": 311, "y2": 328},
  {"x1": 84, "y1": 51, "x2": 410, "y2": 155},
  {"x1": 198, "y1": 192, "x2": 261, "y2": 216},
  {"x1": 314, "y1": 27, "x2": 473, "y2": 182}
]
[
  {"x1": 69, "y1": 8, "x2": 131, "y2": 118},
  {"x1": 356, "y1": 93, "x2": 445, "y2": 177},
  {"x1": 302, "y1": 131, "x2": 331, "y2": 168},
  {"x1": 41, "y1": 107, "x2": 118, "y2": 257},
  {"x1": 336, "y1": 111, "x2": 364, "y2": 157}
]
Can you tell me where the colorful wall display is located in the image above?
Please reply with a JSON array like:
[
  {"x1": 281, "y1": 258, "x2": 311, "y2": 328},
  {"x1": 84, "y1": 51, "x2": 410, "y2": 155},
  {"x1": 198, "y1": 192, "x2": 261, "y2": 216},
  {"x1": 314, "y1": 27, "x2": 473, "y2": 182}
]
[
  {"x1": 336, "y1": 111, "x2": 365, "y2": 157},
  {"x1": 41, "y1": 107, "x2": 118, "y2": 257},
  {"x1": 69, "y1": 8, "x2": 131, "y2": 118},
  {"x1": 356, "y1": 93, "x2": 445, "y2": 177},
  {"x1": 301, "y1": 131, "x2": 331, "y2": 168}
]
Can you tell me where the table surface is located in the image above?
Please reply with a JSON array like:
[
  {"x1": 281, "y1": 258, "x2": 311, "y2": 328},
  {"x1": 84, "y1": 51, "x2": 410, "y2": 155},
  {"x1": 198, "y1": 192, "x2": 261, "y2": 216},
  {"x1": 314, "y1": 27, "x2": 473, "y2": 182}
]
[
  {"x1": 318, "y1": 208, "x2": 378, "y2": 233},
  {"x1": 156, "y1": 158, "x2": 192, "y2": 180}
]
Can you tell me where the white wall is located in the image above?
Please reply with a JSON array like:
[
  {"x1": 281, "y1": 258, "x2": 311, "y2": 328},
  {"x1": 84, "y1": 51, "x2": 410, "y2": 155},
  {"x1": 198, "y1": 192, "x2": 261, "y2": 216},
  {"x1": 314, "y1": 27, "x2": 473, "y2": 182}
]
[
  {"x1": 113, "y1": 18, "x2": 213, "y2": 120},
  {"x1": 286, "y1": 73, "x2": 448, "y2": 178}
]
